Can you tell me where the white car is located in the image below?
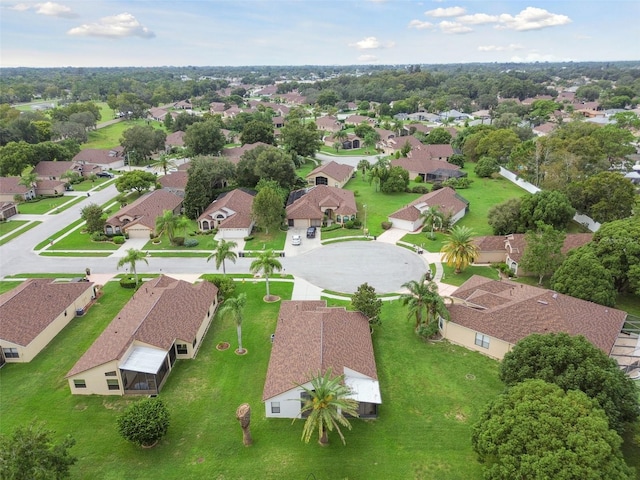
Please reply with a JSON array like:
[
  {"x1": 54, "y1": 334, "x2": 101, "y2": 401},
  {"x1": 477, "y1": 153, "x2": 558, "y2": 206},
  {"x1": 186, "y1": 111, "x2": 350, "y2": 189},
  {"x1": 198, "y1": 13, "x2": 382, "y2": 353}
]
[{"x1": 291, "y1": 235, "x2": 301, "y2": 246}]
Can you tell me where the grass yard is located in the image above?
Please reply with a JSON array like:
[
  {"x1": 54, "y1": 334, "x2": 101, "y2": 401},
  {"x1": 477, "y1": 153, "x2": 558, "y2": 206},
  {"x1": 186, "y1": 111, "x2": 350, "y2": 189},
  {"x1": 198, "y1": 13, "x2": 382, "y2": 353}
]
[
  {"x1": 17, "y1": 196, "x2": 76, "y2": 215},
  {"x1": 244, "y1": 228, "x2": 287, "y2": 251},
  {"x1": 71, "y1": 178, "x2": 112, "y2": 192},
  {"x1": 48, "y1": 229, "x2": 119, "y2": 251},
  {"x1": 440, "y1": 264, "x2": 500, "y2": 287},
  {"x1": 320, "y1": 226, "x2": 365, "y2": 240},
  {"x1": 0, "y1": 220, "x2": 29, "y2": 236},
  {"x1": 402, "y1": 231, "x2": 447, "y2": 252},
  {"x1": 84, "y1": 119, "x2": 151, "y2": 150},
  {"x1": 0, "y1": 221, "x2": 40, "y2": 246},
  {"x1": 0, "y1": 281, "x2": 22, "y2": 294},
  {"x1": 320, "y1": 145, "x2": 374, "y2": 156},
  {"x1": 1, "y1": 279, "x2": 638, "y2": 478},
  {"x1": 296, "y1": 158, "x2": 320, "y2": 179}
]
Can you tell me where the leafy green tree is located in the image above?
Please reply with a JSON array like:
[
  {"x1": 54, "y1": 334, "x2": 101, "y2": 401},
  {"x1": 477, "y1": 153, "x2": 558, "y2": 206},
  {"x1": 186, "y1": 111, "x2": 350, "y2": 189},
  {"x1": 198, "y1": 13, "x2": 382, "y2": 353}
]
[
  {"x1": 316, "y1": 89, "x2": 340, "y2": 107},
  {"x1": 207, "y1": 239, "x2": 238, "y2": 275},
  {"x1": 475, "y1": 128, "x2": 521, "y2": 164},
  {"x1": 611, "y1": 111, "x2": 640, "y2": 130},
  {"x1": 116, "y1": 249, "x2": 148, "y2": 286},
  {"x1": 420, "y1": 206, "x2": 444, "y2": 240},
  {"x1": 120, "y1": 125, "x2": 166, "y2": 164},
  {"x1": 519, "y1": 222, "x2": 566, "y2": 284},
  {"x1": 519, "y1": 190, "x2": 575, "y2": 231},
  {"x1": 566, "y1": 172, "x2": 635, "y2": 223},
  {"x1": 333, "y1": 129, "x2": 348, "y2": 145},
  {"x1": 237, "y1": 145, "x2": 296, "y2": 190},
  {"x1": 115, "y1": 170, "x2": 157, "y2": 195},
  {"x1": 474, "y1": 156, "x2": 500, "y2": 178},
  {"x1": 297, "y1": 369, "x2": 359, "y2": 446},
  {"x1": 487, "y1": 198, "x2": 522, "y2": 235},
  {"x1": 218, "y1": 292, "x2": 247, "y2": 353},
  {"x1": 423, "y1": 127, "x2": 452, "y2": 145},
  {"x1": 363, "y1": 131, "x2": 380, "y2": 154},
  {"x1": 117, "y1": 398, "x2": 170, "y2": 448},
  {"x1": 500, "y1": 333, "x2": 639, "y2": 433},
  {"x1": 251, "y1": 186, "x2": 284, "y2": 235},
  {"x1": 472, "y1": 379, "x2": 633, "y2": 480},
  {"x1": 249, "y1": 250, "x2": 282, "y2": 301},
  {"x1": 240, "y1": 120, "x2": 275, "y2": 146},
  {"x1": 440, "y1": 225, "x2": 479, "y2": 274},
  {"x1": 400, "y1": 275, "x2": 450, "y2": 332},
  {"x1": 183, "y1": 157, "x2": 236, "y2": 219},
  {"x1": 357, "y1": 159, "x2": 370, "y2": 178},
  {"x1": 350, "y1": 282, "x2": 382, "y2": 327},
  {"x1": 591, "y1": 218, "x2": 640, "y2": 294},
  {"x1": 380, "y1": 165, "x2": 408, "y2": 193},
  {"x1": 80, "y1": 203, "x2": 106, "y2": 234},
  {"x1": 550, "y1": 246, "x2": 617, "y2": 307},
  {"x1": 0, "y1": 422, "x2": 77, "y2": 479},
  {"x1": 592, "y1": 124, "x2": 635, "y2": 165},
  {"x1": 184, "y1": 119, "x2": 226, "y2": 156},
  {"x1": 279, "y1": 120, "x2": 322, "y2": 157}
]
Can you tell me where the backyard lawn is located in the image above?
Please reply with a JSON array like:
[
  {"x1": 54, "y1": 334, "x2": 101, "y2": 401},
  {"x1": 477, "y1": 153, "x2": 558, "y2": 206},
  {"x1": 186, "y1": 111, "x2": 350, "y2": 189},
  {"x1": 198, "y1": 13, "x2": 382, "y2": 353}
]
[
  {"x1": 17, "y1": 196, "x2": 80, "y2": 215},
  {"x1": 84, "y1": 119, "x2": 155, "y2": 150},
  {"x1": 0, "y1": 280, "x2": 507, "y2": 479}
]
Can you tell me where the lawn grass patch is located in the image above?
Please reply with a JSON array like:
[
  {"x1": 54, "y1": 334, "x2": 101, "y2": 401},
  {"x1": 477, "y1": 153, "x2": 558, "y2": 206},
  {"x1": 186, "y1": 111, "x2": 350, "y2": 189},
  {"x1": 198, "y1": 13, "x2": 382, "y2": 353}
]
[
  {"x1": 615, "y1": 293, "x2": 640, "y2": 317},
  {"x1": 83, "y1": 119, "x2": 150, "y2": 150},
  {"x1": 70, "y1": 178, "x2": 111, "y2": 192},
  {"x1": 4, "y1": 273, "x2": 86, "y2": 279},
  {"x1": 40, "y1": 252, "x2": 113, "y2": 257},
  {"x1": 0, "y1": 220, "x2": 29, "y2": 236},
  {"x1": 50, "y1": 229, "x2": 119, "y2": 251},
  {"x1": 295, "y1": 158, "x2": 319, "y2": 179},
  {"x1": 148, "y1": 251, "x2": 210, "y2": 258},
  {"x1": 320, "y1": 226, "x2": 364, "y2": 240},
  {"x1": 440, "y1": 264, "x2": 500, "y2": 286},
  {"x1": 0, "y1": 281, "x2": 22, "y2": 293},
  {"x1": 244, "y1": 229, "x2": 287, "y2": 251},
  {"x1": 402, "y1": 231, "x2": 447, "y2": 252},
  {"x1": 17, "y1": 196, "x2": 74, "y2": 215},
  {"x1": 0, "y1": 221, "x2": 42, "y2": 247}
]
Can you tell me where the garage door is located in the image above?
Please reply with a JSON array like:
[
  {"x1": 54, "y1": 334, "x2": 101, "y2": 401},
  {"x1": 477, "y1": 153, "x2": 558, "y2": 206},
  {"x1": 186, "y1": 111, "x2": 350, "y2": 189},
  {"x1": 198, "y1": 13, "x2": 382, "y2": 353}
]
[{"x1": 126, "y1": 226, "x2": 151, "y2": 239}]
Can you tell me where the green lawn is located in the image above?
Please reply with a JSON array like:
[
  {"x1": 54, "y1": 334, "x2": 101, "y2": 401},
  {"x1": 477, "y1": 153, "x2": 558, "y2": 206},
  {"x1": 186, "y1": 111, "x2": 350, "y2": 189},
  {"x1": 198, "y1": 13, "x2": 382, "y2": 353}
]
[
  {"x1": 49, "y1": 229, "x2": 119, "y2": 251},
  {"x1": 84, "y1": 119, "x2": 151, "y2": 150},
  {"x1": 296, "y1": 158, "x2": 320, "y2": 179},
  {"x1": 320, "y1": 146, "x2": 376, "y2": 156},
  {"x1": 71, "y1": 178, "x2": 112, "y2": 192},
  {"x1": 0, "y1": 281, "x2": 22, "y2": 294},
  {"x1": 402, "y1": 231, "x2": 448, "y2": 252},
  {"x1": 440, "y1": 264, "x2": 500, "y2": 287},
  {"x1": 320, "y1": 226, "x2": 365, "y2": 240},
  {"x1": 0, "y1": 221, "x2": 41, "y2": 246},
  {"x1": 244, "y1": 229, "x2": 287, "y2": 251},
  {"x1": 17, "y1": 196, "x2": 76, "y2": 215},
  {"x1": 0, "y1": 220, "x2": 29, "y2": 236}
]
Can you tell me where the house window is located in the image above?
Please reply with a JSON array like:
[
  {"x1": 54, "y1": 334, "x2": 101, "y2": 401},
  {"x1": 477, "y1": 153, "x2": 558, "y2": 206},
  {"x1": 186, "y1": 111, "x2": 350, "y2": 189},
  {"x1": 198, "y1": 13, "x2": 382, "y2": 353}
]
[
  {"x1": 271, "y1": 402, "x2": 281, "y2": 414},
  {"x1": 336, "y1": 215, "x2": 341, "y2": 223},
  {"x1": 438, "y1": 316, "x2": 444, "y2": 330},
  {"x1": 74, "y1": 379, "x2": 86, "y2": 389},
  {"x1": 176, "y1": 344, "x2": 188, "y2": 355},
  {"x1": 192, "y1": 337, "x2": 197, "y2": 348},
  {"x1": 105, "y1": 371, "x2": 117, "y2": 377},
  {"x1": 475, "y1": 333, "x2": 490, "y2": 349},
  {"x1": 106, "y1": 379, "x2": 120, "y2": 390},
  {"x1": 2, "y1": 348, "x2": 19, "y2": 358}
]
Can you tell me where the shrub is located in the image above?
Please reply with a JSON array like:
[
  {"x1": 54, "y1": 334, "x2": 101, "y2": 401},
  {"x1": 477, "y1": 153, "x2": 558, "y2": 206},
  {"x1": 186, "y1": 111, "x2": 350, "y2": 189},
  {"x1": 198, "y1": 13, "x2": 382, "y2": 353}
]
[
  {"x1": 173, "y1": 236, "x2": 185, "y2": 246},
  {"x1": 117, "y1": 398, "x2": 170, "y2": 448},
  {"x1": 184, "y1": 238, "x2": 199, "y2": 248},
  {"x1": 448, "y1": 153, "x2": 465, "y2": 168},
  {"x1": 321, "y1": 224, "x2": 342, "y2": 232},
  {"x1": 475, "y1": 156, "x2": 500, "y2": 178},
  {"x1": 411, "y1": 185, "x2": 430, "y2": 194},
  {"x1": 381, "y1": 221, "x2": 393, "y2": 230},
  {"x1": 344, "y1": 220, "x2": 355, "y2": 229},
  {"x1": 352, "y1": 219, "x2": 362, "y2": 228},
  {"x1": 416, "y1": 321, "x2": 439, "y2": 339},
  {"x1": 414, "y1": 175, "x2": 424, "y2": 183},
  {"x1": 431, "y1": 182, "x2": 443, "y2": 191},
  {"x1": 112, "y1": 235, "x2": 125, "y2": 244},
  {"x1": 203, "y1": 275, "x2": 236, "y2": 301},
  {"x1": 244, "y1": 235, "x2": 254, "y2": 241},
  {"x1": 119, "y1": 275, "x2": 138, "y2": 289},
  {"x1": 91, "y1": 232, "x2": 109, "y2": 242}
]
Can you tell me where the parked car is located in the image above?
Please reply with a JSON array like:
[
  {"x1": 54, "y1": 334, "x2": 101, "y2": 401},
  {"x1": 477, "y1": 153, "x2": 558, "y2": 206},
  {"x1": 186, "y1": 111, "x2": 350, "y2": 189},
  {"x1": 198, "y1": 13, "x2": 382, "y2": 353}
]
[
  {"x1": 96, "y1": 171, "x2": 114, "y2": 178},
  {"x1": 306, "y1": 226, "x2": 316, "y2": 238},
  {"x1": 291, "y1": 235, "x2": 301, "y2": 246}
]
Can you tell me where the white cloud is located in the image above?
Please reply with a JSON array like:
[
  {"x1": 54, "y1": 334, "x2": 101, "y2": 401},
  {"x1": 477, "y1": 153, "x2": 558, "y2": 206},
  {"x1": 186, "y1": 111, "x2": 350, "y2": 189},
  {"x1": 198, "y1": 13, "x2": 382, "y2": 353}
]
[
  {"x1": 439, "y1": 21, "x2": 472, "y2": 34},
  {"x1": 358, "y1": 54, "x2": 378, "y2": 62},
  {"x1": 35, "y1": 2, "x2": 76, "y2": 18},
  {"x1": 9, "y1": 3, "x2": 31, "y2": 11},
  {"x1": 511, "y1": 51, "x2": 574, "y2": 62},
  {"x1": 456, "y1": 13, "x2": 499, "y2": 25},
  {"x1": 425, "y1": 6, "x2": 466, "y2": 18},
  {"x1": 67, "y1": 13, "x2": 155, "y2": 39},
  {"x1": 497, "y1": 7, "x2": 571, "y2": 31},
  {"x1": 408, "y1": 19, "x2": 433, "y2": 30},
  {"x1": 349, "y1": 36, "x2": 394, "y2": 50},
  {"x1": 478, "y1": 43, "x2": 524, "y2": 52}
]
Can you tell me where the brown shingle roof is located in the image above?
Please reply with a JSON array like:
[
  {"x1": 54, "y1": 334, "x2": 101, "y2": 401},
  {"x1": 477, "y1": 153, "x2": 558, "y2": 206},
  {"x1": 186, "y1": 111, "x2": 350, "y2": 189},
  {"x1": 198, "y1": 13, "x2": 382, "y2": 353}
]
[
  {"x1": 389, "y1": 187, "x2": 468, "y2": 222},
  {"x1": 286, "y1": 185, "x2": 357, "y2": 220},
  {"x1": 198, "y1": 188, "x2": 256, "y2": 229},
  {"x1": 0, "y1": 279, "x2": 94, "y2": 347},
  {"x1": 475, "y1": 233, "x2": 593, "y2": 263},
  {"x1": 306, "y1": 161, "x2": 354, "y2": 184},
  {"x1": 66, "y1": 277, "x2": 217, "y2": 377},
  {"x1": 0, "y1": 177, "x2": 30, "y2": 195},
  {"x1": 158, "y1": 171, "x2": 188, "y2": 190},
  {"x1": 262, "y1": 301, "x2": 377, "y2": 400},
  {"x1": 448, "y1": 276, "x2": 626, "y2": 354},
  {"x1": 73, "y1": 149, "x2": 124, "y2": 166},
  {"x1": 33, "y1": 161, "x2": 82, "y2": 178},
  {"x1": 391, "y1": 156, "x2": 460, "y2": 175},
  {"x1": 165, "y1": 131, "x2": 185, "y2": 147},
  {"x1": 105, "y1": 190, "x2": 182, "y2": 231}
]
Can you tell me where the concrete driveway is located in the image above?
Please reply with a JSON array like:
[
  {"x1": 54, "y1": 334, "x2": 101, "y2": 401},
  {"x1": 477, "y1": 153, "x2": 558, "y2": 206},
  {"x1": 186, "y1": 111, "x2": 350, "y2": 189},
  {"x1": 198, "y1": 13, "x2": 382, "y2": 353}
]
[{"x1": 283, "y1": 227, "x2": 321, "y2": 257}]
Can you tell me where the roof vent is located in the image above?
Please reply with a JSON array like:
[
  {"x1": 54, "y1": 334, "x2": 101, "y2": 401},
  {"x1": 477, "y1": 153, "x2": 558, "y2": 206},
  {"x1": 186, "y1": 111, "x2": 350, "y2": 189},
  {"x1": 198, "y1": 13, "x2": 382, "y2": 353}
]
[{"x1": 537, "y1": 300, "x2": 548, "y2": 305}]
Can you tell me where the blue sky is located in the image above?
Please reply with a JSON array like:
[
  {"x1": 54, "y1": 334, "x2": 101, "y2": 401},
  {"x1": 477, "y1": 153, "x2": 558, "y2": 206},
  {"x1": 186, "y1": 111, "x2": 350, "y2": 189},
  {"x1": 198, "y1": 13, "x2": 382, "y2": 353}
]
[{"x1": 1, "y1": 0, "x2": 638, "y2": 68}]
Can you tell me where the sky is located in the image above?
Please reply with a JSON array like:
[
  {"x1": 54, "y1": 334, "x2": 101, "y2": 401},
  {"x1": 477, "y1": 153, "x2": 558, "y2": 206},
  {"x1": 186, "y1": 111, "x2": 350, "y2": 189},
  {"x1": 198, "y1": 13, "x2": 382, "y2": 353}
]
[{"x1": 1, "y1": 0, "x2": 638, "y2": 68}]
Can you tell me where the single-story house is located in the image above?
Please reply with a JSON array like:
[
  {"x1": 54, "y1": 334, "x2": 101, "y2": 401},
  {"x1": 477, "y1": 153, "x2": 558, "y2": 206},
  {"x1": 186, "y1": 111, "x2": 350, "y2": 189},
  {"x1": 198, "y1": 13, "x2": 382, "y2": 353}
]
[
  {"x1": 220, "y1": 142, "x2": 272, "y2": 165},
  {"x1": 0, "y1": 202, "x2": 18, "y2": 220},
  {"x1": 0, "y1": 279, "x2": 96, "y2": 364},
  {"x1": 474, "y1": 233, "x2": 593, "y2": 275},
  {"x1": 198, "y1": 188, "x2": 256, "y2": 238},
  {"x1": 165, "y1": 131, "x2": 186, "y2": 151},
  {"x1": 0, "y1": 177, "x2": 35, "y2": 202},
  {"x1": 158, "y1": 171, "x2": 188, "y2": 197},
  {"x1": 378, "y1": 135, "x2": 424, "y2": 155},
  {"x1": 286, "y1": 185, "x2": 357, "y2": 228},
  {"x1": 72, "y1": 148, "x2": 126, "y2": 170},
  {"x1": 104, "y1": 190, "x2": 182, "y2": 239},
  {"x1": 388, "y1": 187, "x2": 469, "y2": 232},
  {"x1": 33, "y1": 160, "x2": 99, "y2": 180},
  {"x1": 344, "y1": 115, "x2": 376, "y2": 126},
  {"x1": 441, "y1": 275, "x2": 627, "y2": 360},
  {"x1": 390, "y1": 155, "x2": 465, "y2": 183},
  {"x1": 263, "y1": 300, "x2": 381, "y2": 419},
  {"x1": 148, "y1": 107, "x2": 169, "y2": 122},
  {"x1": 34, "y1": 179, "x2": 66, "y2": 196},
  {"x1": 315, "y1": 115, "x2": 342, "y2": 133},
  {"x1": 306, "y1": 161, "x2": 355, "y2": 189},
  {"x1": 66, "y1": 276, "x2": 218, "y2": 396}
]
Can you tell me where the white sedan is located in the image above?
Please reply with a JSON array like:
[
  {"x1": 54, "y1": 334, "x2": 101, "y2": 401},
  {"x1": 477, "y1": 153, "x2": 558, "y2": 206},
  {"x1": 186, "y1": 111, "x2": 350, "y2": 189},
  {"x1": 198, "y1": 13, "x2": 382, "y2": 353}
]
[{"x1": 291, "y1": 235, "x2": 301, "y2": 246}]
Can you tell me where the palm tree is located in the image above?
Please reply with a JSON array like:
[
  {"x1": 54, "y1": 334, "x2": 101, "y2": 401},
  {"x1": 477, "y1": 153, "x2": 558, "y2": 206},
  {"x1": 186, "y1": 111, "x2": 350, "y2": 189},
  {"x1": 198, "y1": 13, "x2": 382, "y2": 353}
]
[
  {"x1": 440, "y1": 225, "x2": 479, "y2": 274},
  {"x1": 207, "y1": 239, "x2": 238, "y2": 275},
  {"x1": 363, "y1": 131, "x2": 380, "y2": 154},
  {"x1": 249, "y1": 249, "x2": 282, "y2": 301},
  {"x1": 357, "y1": 159, "x2": 370, "y2": 179},
  {"x1": 333, "y1": 129, "x2": 348, "y2": 146},
  {"x1": 154, "y1": 155, "x2": 177, "y2": 175},
  {"x1": 420, "y1": 206, "x2": 444, "y2": 240},
  {"x1": 18, "y1": 172, "x2": 38, "y2": 190},
  {"x1": 218, "y1": 293, "x2": 247, "y2": 353},
  {"x1": 116, "y1": 248, "x2": 148, "y2": 286},
  {"x1": 155, "y1": 210, "x2": 185, "y2": 245},
  {"x1": 297, "y1": 369, "x2": 359, "y2": 446},
  {"x1": 400, "y1": 274, "x2": 450, "y2": 330}
]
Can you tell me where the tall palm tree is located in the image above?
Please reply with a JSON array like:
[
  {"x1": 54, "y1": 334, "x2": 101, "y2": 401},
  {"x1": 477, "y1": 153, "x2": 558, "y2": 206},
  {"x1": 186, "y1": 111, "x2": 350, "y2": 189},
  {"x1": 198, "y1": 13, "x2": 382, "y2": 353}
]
[
  {"x1": 207, "y1": 239, "x2": 238, "y2": 275},
  {"x1": 18, "y1": 172, "x2": 38, "y2": 190},
  {"x1": 249, "y1": 249, "x2": 282, "y2": 301},
  {"x1": 440, "y1": 225, "x2": 479, "y2": 274},
  {"x1": 155, "y1": 210, "x2": 187, "y2": 245},
  {"x1": 297, "y1": 369, "x2": 359, "y2": 446},
  {"x1": 357, "y1": 159, "x2": 370, "y2": 179},
  {"x1": 218, "y1": 293, "x2": 247, "y2": 353},
  {"x1": 400, "y1": 274, "x2": 450, "y2": 330},
  {"x1": 116, "y1": 248, "x2": 148, "y2": 286},
  {"x1": 420, "y1": 206, "x2": 444, "y2": 240},
  {"x1": 154, "y1": 155, "x2": 177, "y2": 175},
  {"x1": 333, "y1": 129, "x2": 348, "y2": 145}
]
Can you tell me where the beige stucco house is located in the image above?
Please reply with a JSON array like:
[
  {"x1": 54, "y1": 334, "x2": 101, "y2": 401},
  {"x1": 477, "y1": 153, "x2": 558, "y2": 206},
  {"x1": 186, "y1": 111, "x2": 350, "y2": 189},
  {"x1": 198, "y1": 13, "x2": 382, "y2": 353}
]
[
  {"x1": 0, "y1": 177, "x2": 36, "y2": 202},
  {"x1": 104, "y1": 190, "x2": 182, "y2": 239},
  {"x1": 305, "y1": 161, "x2": 355, "y2": 189},
  {"x1": 388, "y1": 187, "x2": 469, "y2": 232},
  {"x1": 0, "y1": 279, "x2": 96, "y2": 364},
  {"x1": 286, "y1": 185, "x2": 357, "y2": 228},
  {"x1": 198, "y1": 188, "x2": 256, "y2": 238},
  {"x1": 263, "y1": 301, "x2": 381, "y2": 419},
  {"x1": 441, "y1": 276, "x2": 627, "y2": 361},
  {"x1": 66, "y1": 276, "x2": 218, "y2": 396}
]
